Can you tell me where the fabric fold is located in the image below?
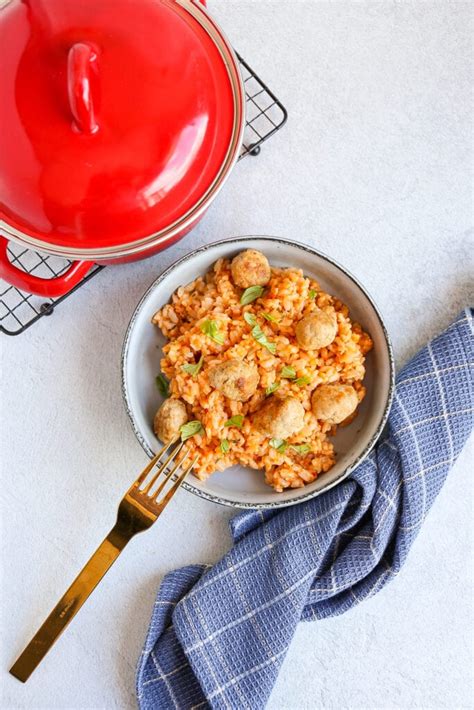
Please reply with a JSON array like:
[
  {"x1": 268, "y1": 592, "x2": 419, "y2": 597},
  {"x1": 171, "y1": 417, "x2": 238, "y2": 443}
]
[{"x1": 137, "y1": 309, "x2": 473, "y2": 710}]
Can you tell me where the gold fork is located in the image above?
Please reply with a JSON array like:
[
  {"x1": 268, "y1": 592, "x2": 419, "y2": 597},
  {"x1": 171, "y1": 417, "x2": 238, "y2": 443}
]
[{"x1": 9, "y1": 439, "x2": 196, "y2": 683}]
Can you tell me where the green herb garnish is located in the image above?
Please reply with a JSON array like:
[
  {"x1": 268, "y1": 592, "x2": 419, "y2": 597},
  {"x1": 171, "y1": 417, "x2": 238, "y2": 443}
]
[
  {"x1": 281, "y1": 366, "x2": 296, "y2": 379},
  {"x1": 269, "y1": 438, "x2": 287, "y2": 454},
  {"x1": 155, "y1": 373, "x2": 169, "y2": 398},
  {"x1": 291, "y1": 444, "x2": 311, "y2": 455},
  {"x1": 294, "y1": 376, "x2": 311, "y2": 387},
  {"x1": 240, "y1": 285, "x2": 265, "y2": 306},
  {"x1": 180, "y1": 420, "x2": 204, "y2": 441},
  {"x1": 251, "y1": 324, "x2": 276, "y2": 354},
  {"x1": 243, "y1": 312, "x2": 257, "y2": 327},
  {"x1": 181, "y1": 355, "x2": 204, "y2": 377},
  {"x1": 308, "y1": 289, "x2": 317, "y2": 300},
  {"x1": 224, "y1": 415, "x2": 244, "y2": 428},
  {"x1": 220, "y1": 439, "x2": 230, "y2": 454},
  {"x1": 262, "y1": 312, "x2": 279, "y2": 323},
  {"x1": 200, "y1": 319, "x2": 224, "y2": 345},
  {"x1": 265, "y1": 382, "x2": 280, "y2": 396}
]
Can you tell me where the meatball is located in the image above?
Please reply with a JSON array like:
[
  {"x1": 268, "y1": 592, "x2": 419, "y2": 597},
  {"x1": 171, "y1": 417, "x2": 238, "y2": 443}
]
[
  {"x1": 311, "y1": 383, "x2": 358, "y2": 424},
  {"x1": 154, "y1": 398, "x2": 188, "y2": 444},
  {"x1": 253, "y1": 396, "x2": 305, "y2": 439},
  {"x1": 208, "y1": 359, "x2": 259, "y2": 401},
  {"x1": 295, "y1": 309, "x2": 338, "y2": 351},
  {"x1": 231, "y1": 249, "x2": 271, "y2": 289}
]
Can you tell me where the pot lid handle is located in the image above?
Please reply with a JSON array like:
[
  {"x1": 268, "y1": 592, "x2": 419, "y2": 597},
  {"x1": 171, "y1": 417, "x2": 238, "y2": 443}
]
[{"x1": 68, "y1": 42, "x2": 99, "y2": 134}]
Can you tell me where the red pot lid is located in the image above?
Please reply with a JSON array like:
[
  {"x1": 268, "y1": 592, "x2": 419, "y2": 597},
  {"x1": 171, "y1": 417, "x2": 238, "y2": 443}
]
[{"x1": 0, "y1": 0, "x2": 244, "y2": 255}]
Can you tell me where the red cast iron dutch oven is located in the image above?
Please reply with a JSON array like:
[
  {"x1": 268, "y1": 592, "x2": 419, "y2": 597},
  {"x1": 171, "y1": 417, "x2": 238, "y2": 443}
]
[{"x1": 0, "y1": 0, "x2": 245, "y2": 297}]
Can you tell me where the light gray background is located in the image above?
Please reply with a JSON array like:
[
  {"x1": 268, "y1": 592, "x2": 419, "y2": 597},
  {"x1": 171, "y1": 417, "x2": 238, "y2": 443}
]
[{"x1": 1, "y1": 1, "x2": 473, "y2": 708}]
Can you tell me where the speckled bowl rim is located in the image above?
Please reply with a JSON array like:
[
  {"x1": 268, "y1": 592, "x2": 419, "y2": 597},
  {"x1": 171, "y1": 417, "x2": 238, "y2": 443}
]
[{"x1": 121, "y1": 236, "x2": 395, "y2": 509}]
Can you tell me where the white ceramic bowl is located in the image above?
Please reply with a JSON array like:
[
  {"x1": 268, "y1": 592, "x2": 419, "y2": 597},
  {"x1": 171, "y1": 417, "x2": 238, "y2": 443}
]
[{"x1": 122, "y1": 236, "x2": 394, "y2": 509}]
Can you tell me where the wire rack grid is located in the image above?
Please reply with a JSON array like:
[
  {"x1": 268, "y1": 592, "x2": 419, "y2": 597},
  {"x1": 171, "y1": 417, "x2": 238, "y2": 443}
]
[{"x1": 0, "y1": 52, "x2": 287, "y2": 336}]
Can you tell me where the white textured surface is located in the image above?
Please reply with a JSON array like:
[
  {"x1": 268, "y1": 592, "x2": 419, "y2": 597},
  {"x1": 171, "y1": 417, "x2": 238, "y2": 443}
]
[{"x1": 1, "y1": 1, "x2": 473, "y2": 708}]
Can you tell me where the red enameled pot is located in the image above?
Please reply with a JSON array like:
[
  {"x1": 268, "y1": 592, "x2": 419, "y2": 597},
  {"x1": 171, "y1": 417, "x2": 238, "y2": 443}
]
[{"x1": 0, "y1": 0, "x2": 245, "y2": 297}]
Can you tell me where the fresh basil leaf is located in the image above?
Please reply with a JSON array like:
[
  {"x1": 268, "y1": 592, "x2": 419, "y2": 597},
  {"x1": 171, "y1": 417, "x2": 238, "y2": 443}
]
[
  {"x1": 294, "y1": 376, "x2": 311, "y2": 386},
  {"x1": 269, "y1": 438, "x2": 287, "y2": 454},
  {"x1": 180, "y1": 420, "x2": 204, "y2": 441},
  {"x1": 291, "y1": 444, "x2": 311, "y2": 455},
  {"x1": 181, "y1": 355, "x2": 204, "y2": 377},
  {"x1": 262, "y1": 312, "x2": 279, "y2": 322},
  {"x1": 265, "y1": 382, "x2": 280, "y2": 396},
  {"x1": 220, "y1": 439, "x2": 230, "y2": 454},
  {"x1": 251, "y1": 324, "x2": 276, "y2": 354},
  {"x1": 224, "y1": 415, "x2": 244, "y2": 428},
  {"x1": 200, "y1": 319, "x2": 224, "y2": 344},
  {"x1": 281, "y1": 366, "x2": 296, "y2": 379},
  {"x1": 240, "y1": 285, "x2": 265, "y2": 306},
  {"x1": 243, "y1": 312, "x2": 257, "y2": 327},
  {"x1": 155, "y1": 373, "x2": 169, "y2": 398}
]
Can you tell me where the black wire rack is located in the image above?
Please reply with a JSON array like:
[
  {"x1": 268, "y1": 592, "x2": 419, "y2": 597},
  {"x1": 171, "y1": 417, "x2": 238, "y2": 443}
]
[{"x1": 0, "y1": 53, "x2": 287, "y2": 336}]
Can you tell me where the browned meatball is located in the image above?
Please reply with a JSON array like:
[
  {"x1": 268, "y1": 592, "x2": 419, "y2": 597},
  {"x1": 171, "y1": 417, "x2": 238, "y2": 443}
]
[
  {"x1": 154, "y1": 398, "x2": 188, "y2": 443},
  {"x1": 253, "y1": 396, "x2": 305, "y2": 439},
  {"x1": 231, "y1": 249, "x2": 271, "y2": 289},
  {"x1": 311, "y1": 383, "x2": 358, "y2": 424},
  {"x1": 295, "y1": 309, "x2": 338, "y2": 351},
  {"x1": 208, "y1": 359, "x2": 259, "y2": 401}
]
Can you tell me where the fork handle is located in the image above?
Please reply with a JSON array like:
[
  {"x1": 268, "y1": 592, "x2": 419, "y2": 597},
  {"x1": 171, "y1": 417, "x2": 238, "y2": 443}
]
[{"x1": 9, "y1": 526, "x2": 128, "y2": 683}]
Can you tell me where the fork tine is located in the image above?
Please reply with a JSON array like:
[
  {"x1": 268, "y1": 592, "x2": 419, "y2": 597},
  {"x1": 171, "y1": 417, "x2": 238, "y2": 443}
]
[
  {"x1": 141, "y1": 440, "x2": 184, "y2": 494},
  {"x1": 151, "y1": 447, "x2": 191, "y2": 500},
  {"x1": 134, "y1": 440, "x2": 171, "y2": 487},
  {"x1": 156, "y1": 455, "x2": 198, "y2": 507}
]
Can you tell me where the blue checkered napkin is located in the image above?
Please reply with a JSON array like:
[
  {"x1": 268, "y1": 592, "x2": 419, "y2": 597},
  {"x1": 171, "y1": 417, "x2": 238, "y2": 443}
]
[{"x1": 137, "y1": 309, "x2": 474, "y2": 710}]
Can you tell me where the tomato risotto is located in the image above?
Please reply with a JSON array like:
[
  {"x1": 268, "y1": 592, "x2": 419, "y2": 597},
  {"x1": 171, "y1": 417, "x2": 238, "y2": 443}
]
[{"x1": 151, "y1": 250, "x2": 372, "y2": 492}]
